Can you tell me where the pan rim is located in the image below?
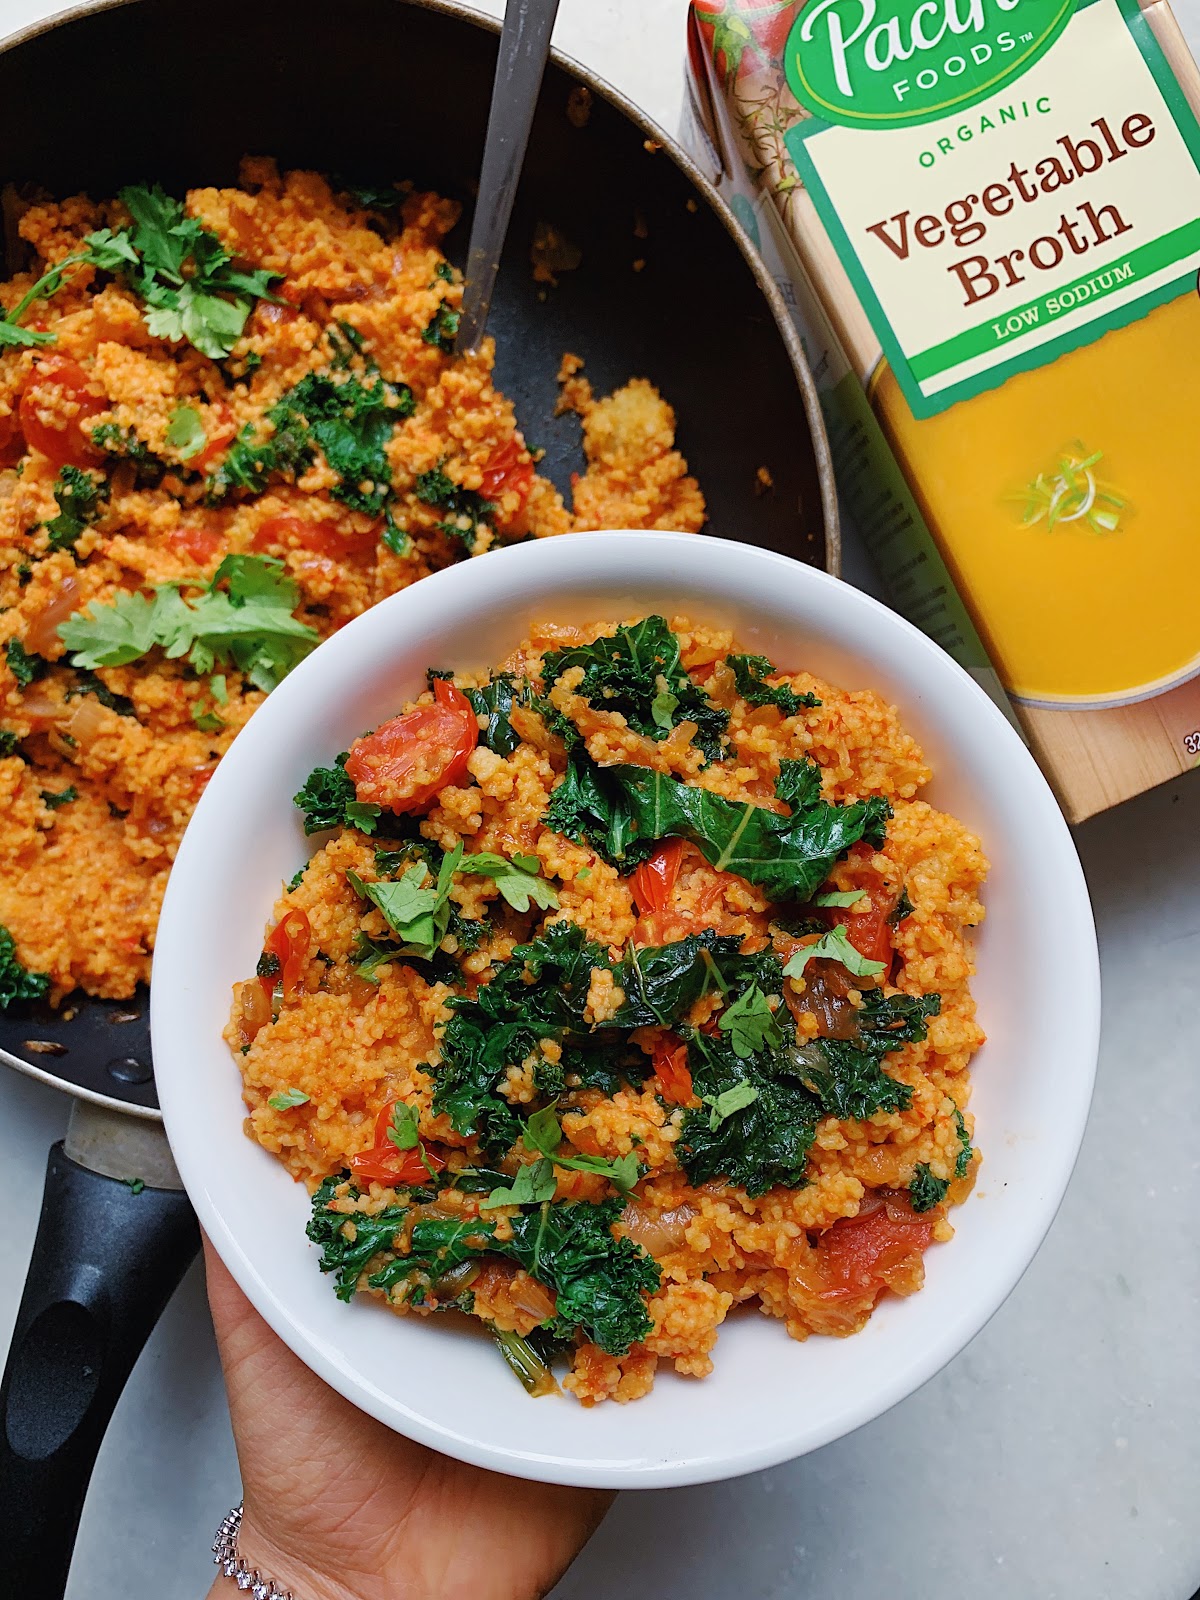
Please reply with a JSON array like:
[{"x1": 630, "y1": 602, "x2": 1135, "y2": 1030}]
[{"x1": 0, "y1": 0, "x2": 839, "y2": 1113}]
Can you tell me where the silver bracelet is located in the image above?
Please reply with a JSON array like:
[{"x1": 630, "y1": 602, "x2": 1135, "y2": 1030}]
[{"x1": 212, "y1": 1502, "x2": 295, "y2": 1599}]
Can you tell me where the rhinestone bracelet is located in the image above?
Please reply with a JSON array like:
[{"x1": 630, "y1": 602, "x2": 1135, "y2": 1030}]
[{"x1": 212, "y1": 1502, "x2": 295, "y2": 1600}]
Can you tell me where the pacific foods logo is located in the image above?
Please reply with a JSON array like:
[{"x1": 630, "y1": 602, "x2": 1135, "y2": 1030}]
[{"x1": 785, "y1": 0, "x2": 1078, "y2": 128}]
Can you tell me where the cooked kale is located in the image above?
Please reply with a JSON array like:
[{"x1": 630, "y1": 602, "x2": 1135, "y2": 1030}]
[
  {"x1": 457, "y1": 672, "x2": 530, "y2": 756},
  {"x1": 40, "y1": 785, "x2": 77, "y2": 809},
  {"x1": 308, "y1": 1177, "x2": 658, "y2": 1356},
  {"x1": 4, "y1": 639, "x2": 47, "y2": 688},
  {"x1": 65, "y1": 669, "x2": 136, "y2": 717},
  {"x1": 909, "y1": 1163, "x2": 950, "y2": 1212},
  {"x1": 90, "y1": 423, "x2": 165, "y2": 486},
  {"x1": 888, "y1": 886, "x2": 915, "y2": 926},
  {"x1": 43, "y1": 466, "x2": 109, "y2": 555},
  {"x1": 293, "y1": 753, "x2": 381, "y2": 835},
  {"x1": 414, "y1": 466, "x2": 495, "y2": 552},
  {"x1": 725, "y1": 653, "x2": 818, "y2": 716},
  {"x1": 952, "y1": 1105, "x2": 974, "y2": 1178},
  {"x1": 610, "y1": 931, "x2": 782, "y2": 1029},
  {"x1": 541, "y1": 616, "x2": 728, "y2": 762},
  {"x1": 0, "y1": 923, "x2": 50, "y2": 1009},
  {"x1": 546, "y1": 749, "x2": 890, "y2": 901},
  {"x1": 422, "y1": 303, "x2": 460, "y2": 352},
  {"x1": 210, "y1": 354, "x2": 414, "y2": 516},
  {"x1": 0, "y1": 730, "x2": 22, "y2": 758}
]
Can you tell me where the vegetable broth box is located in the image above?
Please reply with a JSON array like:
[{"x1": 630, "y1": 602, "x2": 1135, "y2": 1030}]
[{"x1": 685, "y1": 0, "x2": 1200, "y2": 820}]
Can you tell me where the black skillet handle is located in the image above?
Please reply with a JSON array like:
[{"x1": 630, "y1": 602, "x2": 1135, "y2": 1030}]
[{"x1": 0, "y1": 1141, "x2": 199, "y2": 1597}]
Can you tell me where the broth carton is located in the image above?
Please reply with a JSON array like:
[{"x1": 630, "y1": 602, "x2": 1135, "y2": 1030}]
[{"x1": 686, "y1": 0, "x2": 1200, "y2": 820}]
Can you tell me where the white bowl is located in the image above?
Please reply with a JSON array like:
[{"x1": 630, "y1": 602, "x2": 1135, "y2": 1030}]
[{"x1": 151, "y1": 531, "x2": 1099, "y2": 1487}]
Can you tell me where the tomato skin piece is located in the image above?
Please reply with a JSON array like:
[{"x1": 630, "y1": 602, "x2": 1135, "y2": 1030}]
[
  {"x1": 192, "y1": 403, "x2": 237, "y2": 474},
  {"x1": 346, "y1": 678, "x2": 478, "y2": 814},
  {"x1": 630, "y1": 840, "x2": 684, "y2": 919},
  {"x1": 253, "y1": 512, "x2": 379, "y2": 561},
  {"x1": 19, "y1": 358, "x2": 107, "y2": 469},
  {"x1": 826, "y1": 846, "x2": 897, "y2": 978},
  {"x1": 262, "y1": 907, "x2": 311, "y2": 1001},
  {"x1": 350, "y1": 1098, "x2": 447, "y2": 1187},
  {"x1": 172, "y1": 519, "x2": 224, "y2": 564},
  {"x1": 479, "y1": 438, "x2": 535, "y2": 527},
  {"x1": 652, "y1": 1035, "x2": 693, "y2": 1105},
  {"x1": 815, "y1": 1191, "x2": 933, "y2": 1300}
]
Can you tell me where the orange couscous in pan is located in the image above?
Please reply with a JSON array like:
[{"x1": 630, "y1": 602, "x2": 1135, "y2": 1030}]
[
  {"x1": 0, "y1": 160, "x2": 704, "y2": 1010},
  {"x1": 228, "y1": 613, "x2": 987, "y2": 1404}
]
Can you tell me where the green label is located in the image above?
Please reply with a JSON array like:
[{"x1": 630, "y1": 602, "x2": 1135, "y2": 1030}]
[
  {"x1": 783, "y1": 0, "x2": 1200, "y2": 416},
  {"x1": 785, "y1": 0, "x2": 1077, "y2": 129}
]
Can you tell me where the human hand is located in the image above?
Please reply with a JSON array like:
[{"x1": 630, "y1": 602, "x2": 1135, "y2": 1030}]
[{"x1": 203, "y1": 1237, "x2": 612, "y2": 1600}]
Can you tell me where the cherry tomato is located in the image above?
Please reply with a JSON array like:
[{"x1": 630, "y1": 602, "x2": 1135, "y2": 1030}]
[
  {"x1": 346, "y1": 678, "x2": 478, "y2": 813},
  {"x1": 652, "y1": 1035, "x2": 693, "y2": 1105},
  {"x1": 261, "y1": 907, "x2": 311, "y2": 1001},
  {"x1": 815, "y1": 1191, "x2": 933, "y2": 1300},
  {"x1": 0, "y1": 410, "x2": 26, "y2": 468},
  {"x1": 192, "y1": 403, "x2": 237, "y2": 474},
  {"x1": 350, "y1": 1098, "x2": 447, "y2": 1188},
  {"x1": 630, "y1": 840, "x2": 684, "y2": 920},
  {"x1": 252, "y1": 513, "x2": 379, "y2": 561},
  {"x1": 479, "y1": 438, "x2": 535, "y2": 526},
  {"x1": 825, "y1": 844, "x2": 897, "y2": 978},
  {"x1": 19, "y1": 358, "x2": 107, "y2": 469},
  {"x1": 172, "y1": 519, "x2": 224, "y2": 564}
]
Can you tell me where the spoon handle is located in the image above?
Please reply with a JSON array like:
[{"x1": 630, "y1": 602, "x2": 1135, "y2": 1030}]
[{"x1": 457, "y1": 0, "x2": 562, "y2": 353}]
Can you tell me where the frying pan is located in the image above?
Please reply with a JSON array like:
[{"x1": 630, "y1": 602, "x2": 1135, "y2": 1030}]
[{"x1": 0, "y1": 0, "x2": 836, "y2": 1588}]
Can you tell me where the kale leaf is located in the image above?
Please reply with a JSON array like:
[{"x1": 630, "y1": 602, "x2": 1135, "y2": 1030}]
[
  {"x1": 211, "y1": 367, "x2": 414, "y2": 517},
  {"x1": 784, "y1": 989, "x2": 938, "y2": 1121},
  {"x1": 43, "y1": 466, "x2": 109, "y2": 554},
  {"x1": 546, "y1": 750, "x2": 890, "y2": 902},
  {"x1": 309, "y1": 1178, "x2": 658, "y2": 1356},
  {"x1": 0, "y1": 923, "x2": 50, "y2": 1008},
  {"x1": 90, "y1": 423, "x2": 165, "y2": 486},
  {"x1": 457, "y1": 673, "x2": 530, "y2": 756},
  {"x1": 725, "y1": 653, "x2": 818, "y2": 716},
  {"x1": 414, "y1": 466, "x2": 495, "y2": 553},
  {"x1": 293, "y1": 752, "x2": 381, "y2": 835},
  {"x1": 5, "y1": 639, "x2": 48, "y2": 688},
  {"x1": 609, "y1": 931, "x2": 782, "y2": 1029},
  {"x1": 422, "y1": 303, "x2": 460, "y2": 352},
  {"x1": 542, "y1": 616, "x2": 728, "y2": 762},
  {"x1": 909, "y1": 1163, "x2": 949, "y2": 1212}
]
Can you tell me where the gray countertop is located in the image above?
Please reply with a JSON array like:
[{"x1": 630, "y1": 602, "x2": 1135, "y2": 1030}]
[{"x1": 1, "y1": 1, "x2": 1198, "y2": 1595}]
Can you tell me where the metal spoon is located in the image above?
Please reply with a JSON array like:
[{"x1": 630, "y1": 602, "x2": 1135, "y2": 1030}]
[{"x1": 457, "y1": 0, "x2": 563, "y2": 353}]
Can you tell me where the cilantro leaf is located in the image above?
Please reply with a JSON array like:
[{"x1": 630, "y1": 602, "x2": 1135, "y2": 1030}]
[
  {"x1": 386, "y1": 1101, "x2": 421, "y2": 1151},
  {"x1": 813, "y1": 889, "x2": 866, "y2": 908},
  {"x1": 717, "y1": 984, "x2": 785, "y2": 1059},
  {"x1": 542, "y1": 616, "x2": 728, "y2": 762},
  {"x1": 909, "y1": 1163, "x2": 949, "y2": 1212},
  {"x1": 267, "y1": 1087, "x2": 310, "y2": 1110},
  {"x1": 782, "y1": 923, "x2": 887, "y2": 981},
  {"x1": 725, "y1": 653, "x2": 818, "y2": 716},
  {"x1": 99, "y1": 185, "x2": 279, "y2": 359},
  {"x1": 348, "y1": 842, "x2": 463, "y2": 963},
  {"x1": 480, "y1": 1158, "x2": 557, "y2": 1211},
  {"x1": 0, "y1": 924, "x2": 50, "y2": 1008},
  {"x1": 460, "y1": 851, "x2": 559, "y2": 913},
  {"x1": 702, "y1": 1081, "x2": 759, "y2": 1129},
  {"x1": 57, "y1": 554, "x2": 318, "y2": 691},
  {"x1": 547, "y1": 750, "x2": 890, "y2": 902},
  {"x1": 166, "y1": 405, "x2": 206, "y2": 460},
  {"x1": 43, "y1": 466, "x2": 108, "y2": 554},
  {"x1": 522, "y1": 1104, "x2": 641, "y2": 1195}
]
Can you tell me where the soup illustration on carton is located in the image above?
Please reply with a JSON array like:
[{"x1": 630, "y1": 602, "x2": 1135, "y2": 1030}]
[{"x1": 688, "y1": 0, "x2": 1200, "y2": 817}]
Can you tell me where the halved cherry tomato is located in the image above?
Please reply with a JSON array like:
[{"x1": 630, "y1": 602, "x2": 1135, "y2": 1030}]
[
  {"x1": 652, "y1": 1035, "x2": 693, "y2": 1105},
  {"x1": 172, "y1": 519, "x2": 224, "y2": 564},
  {"x1": 350, "y1": 1098, "x2": 447, "y2": 1187},
  {"x1": 0, "y1": 410, "x2": 26, "y2": 468},
  {"x1": 192, "y1": 403, "x2": 237, "y2": 474},
  {"x1": 252, "y1": 513, "x2": 379, "y2": 561},
  {"x1": 261, "y1": 907, "x2": 311, "y2": 1001},
  {"x1": 479, "y1": 438, "x2": 535, "y2": 530},
  {"x1": 630, "y1": 840, "x2": 684, "y2": 920},
  {"x1": 815, "y1": 1191, "x2": 933, "y2": 1300},
  {"x1": 19, "y1": 358, "x2": 107, "y2": 469},
  {"x1": 825, "y1": 845, "x2": 897, "y2": 978},
  {"x1": 346, "y1": 678, "x2": 478, "y2": 813}
]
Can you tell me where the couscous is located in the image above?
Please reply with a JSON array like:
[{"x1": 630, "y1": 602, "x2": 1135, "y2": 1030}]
[
  {"x1": 228, "y1": 614, "x2": 987, "y2": 1403},
  {"x1": 0, "y1": 161, "x2": 703, "y2": 1007}
]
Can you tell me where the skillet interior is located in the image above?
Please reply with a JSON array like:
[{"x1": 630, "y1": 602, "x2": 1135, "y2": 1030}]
[{"x1": 0, "y1": 0, "x2": 830, "y2": 1105}]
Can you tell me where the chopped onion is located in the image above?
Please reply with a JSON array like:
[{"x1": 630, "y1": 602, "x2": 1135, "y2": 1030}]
[
  {"x1": 25, "y1": 577, "x2": 80, "y2": 656},
  {"x1": 234, "y1": 981, "x2": 271, "y2": 1048},
  {"x1": 619, "y1": 1199, "x2": 698, "y2": 1257}
]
